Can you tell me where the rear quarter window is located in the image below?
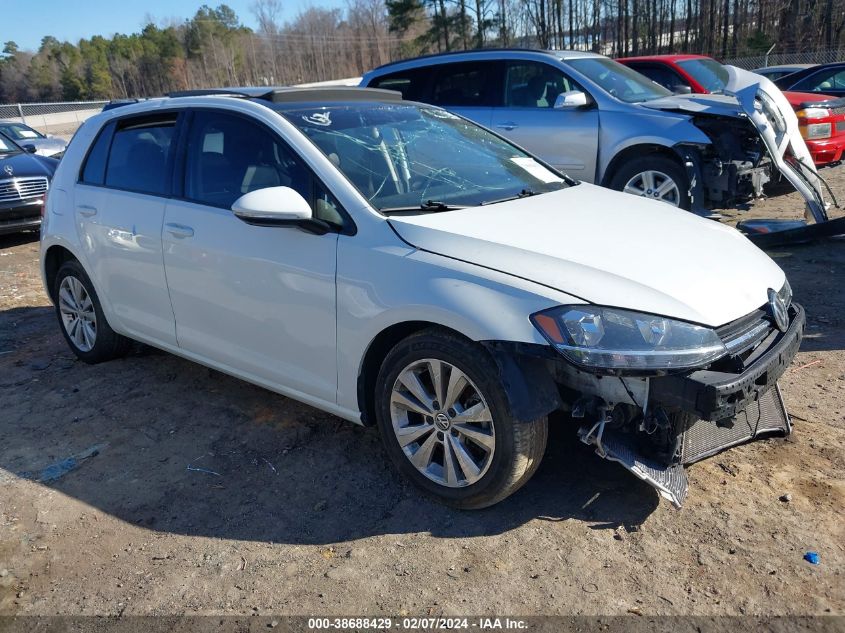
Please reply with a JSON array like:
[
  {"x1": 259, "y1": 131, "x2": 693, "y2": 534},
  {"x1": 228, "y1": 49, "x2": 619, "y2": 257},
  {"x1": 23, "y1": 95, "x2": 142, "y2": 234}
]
[
  {"x1": 369, "y1": 67, "x2": 431, "y2": 101},
  {"x1": 79, "y1": 122, "x2": 114, "y2": 185}
]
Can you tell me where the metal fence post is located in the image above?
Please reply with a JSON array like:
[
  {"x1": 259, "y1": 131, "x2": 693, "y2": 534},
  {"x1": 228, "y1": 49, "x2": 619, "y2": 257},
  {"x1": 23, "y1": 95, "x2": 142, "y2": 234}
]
[{"x1": 16, "y1": 103, "x2": 26, "y2": 124}]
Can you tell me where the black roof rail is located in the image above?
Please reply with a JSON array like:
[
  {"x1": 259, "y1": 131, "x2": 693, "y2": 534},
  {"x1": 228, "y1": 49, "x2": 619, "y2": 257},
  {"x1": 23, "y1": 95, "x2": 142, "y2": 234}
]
[
  {"x1": 166, "y1": 86, "x2": 402, "y2": 104},
  {"x1": 368, "y1": 47, "x2": 556, "y2": 72}
]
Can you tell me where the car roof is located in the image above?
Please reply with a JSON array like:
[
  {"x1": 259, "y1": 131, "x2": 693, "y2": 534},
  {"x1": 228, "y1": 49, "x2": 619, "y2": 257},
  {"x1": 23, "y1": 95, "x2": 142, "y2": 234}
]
[
  {"x1": 100, "y1": 87, "x2": 403, "y2": 114},
  {"x1": 168, "y1": 86, "x2": 402, "y2": 104},
  {"x1": 366, "y1": 48, "x2": 603, "y2": 74}
]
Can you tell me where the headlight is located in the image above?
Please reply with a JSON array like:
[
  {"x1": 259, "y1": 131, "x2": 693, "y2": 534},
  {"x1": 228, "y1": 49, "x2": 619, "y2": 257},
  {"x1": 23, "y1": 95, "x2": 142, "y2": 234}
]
[
  {"x1": 531, "y1": 306, "x2": 726, "y2": 371},
  {"x1": 755, "y1": 90, "x2": 787, "y2": 137}
]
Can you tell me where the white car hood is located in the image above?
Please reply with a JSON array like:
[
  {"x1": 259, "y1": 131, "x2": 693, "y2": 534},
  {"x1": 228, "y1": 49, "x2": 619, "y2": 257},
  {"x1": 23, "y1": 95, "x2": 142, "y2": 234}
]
[{"x1": 388, "y1": 184, "x2": 785, "y2": 327}]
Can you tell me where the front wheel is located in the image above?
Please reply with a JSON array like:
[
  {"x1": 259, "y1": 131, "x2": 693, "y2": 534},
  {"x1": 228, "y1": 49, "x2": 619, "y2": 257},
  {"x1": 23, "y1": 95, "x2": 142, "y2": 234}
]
[
  {"x1": 608, "y1": 155, "x2": 691, "y2": 210},
  {"x1": 374, "y1": 329, "x2": 548, "y2": 509}
]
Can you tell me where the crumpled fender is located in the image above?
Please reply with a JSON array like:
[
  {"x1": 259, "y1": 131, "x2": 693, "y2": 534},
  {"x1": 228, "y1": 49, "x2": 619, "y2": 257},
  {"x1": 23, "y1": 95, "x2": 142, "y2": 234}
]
[{"x1": 480, "y1": 342, "x2": 562, "y2": 423}]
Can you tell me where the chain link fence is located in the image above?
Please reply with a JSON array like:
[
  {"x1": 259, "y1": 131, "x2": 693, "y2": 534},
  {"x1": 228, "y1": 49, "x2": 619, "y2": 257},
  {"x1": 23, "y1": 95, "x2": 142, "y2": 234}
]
[
  {"x1": 0, "y1": 101, "x2": 108, "y2": 140},
  {"x1": 723, "y1": 49, "x2": 845, "y2": 70}
]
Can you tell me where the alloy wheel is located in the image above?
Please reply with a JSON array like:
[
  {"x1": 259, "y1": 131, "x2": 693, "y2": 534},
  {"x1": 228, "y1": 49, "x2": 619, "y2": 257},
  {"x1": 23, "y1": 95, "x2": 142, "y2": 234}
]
[
  {"x1": 623, "y1": 169, "x2": 681, "y2": 206},
  {"x1": 389, "y1": 358, "x2": 495, "y2": 488},
  {"x1": 58, "y1": 275, "x2": 97, "y2": 352}
]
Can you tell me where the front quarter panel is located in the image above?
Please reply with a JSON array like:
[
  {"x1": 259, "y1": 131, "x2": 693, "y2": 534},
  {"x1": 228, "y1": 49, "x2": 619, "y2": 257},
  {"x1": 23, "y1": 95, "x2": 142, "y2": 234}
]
[
  {"x1": 334, "y1": 216, "x2": 582, "y2": 414},
  {"x1": 596, "y1": 108, "x2": 711, "y2": 181}
]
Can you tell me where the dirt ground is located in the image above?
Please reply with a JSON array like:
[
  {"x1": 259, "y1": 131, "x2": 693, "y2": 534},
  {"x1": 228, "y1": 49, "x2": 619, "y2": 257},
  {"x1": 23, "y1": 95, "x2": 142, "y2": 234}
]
[{"x1": 0, "y1": 168, "x2": 843, "y2": 618}]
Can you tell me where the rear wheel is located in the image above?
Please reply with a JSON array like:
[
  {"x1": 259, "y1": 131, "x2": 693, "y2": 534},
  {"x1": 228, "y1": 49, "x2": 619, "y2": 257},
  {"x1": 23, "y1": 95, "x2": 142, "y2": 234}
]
[
  {"x1": 374, "y1": 329, "x2": 547, "y2": 509},
  {"x1": 54, "y1": 260, "x2": 131, "y2": 363},
  {"x1": 609, "y1": 155, "x2": 691, "y2": 210}
]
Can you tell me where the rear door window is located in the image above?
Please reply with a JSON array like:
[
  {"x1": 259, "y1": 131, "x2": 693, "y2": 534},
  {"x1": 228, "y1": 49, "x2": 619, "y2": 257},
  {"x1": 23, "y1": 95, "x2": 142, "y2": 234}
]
[
  {"x1": 430, "y1": 61, "x2": 500, "y2": 107},
  {"x1": 104, "y1": 115, "x2": 177, "y2": 195}
]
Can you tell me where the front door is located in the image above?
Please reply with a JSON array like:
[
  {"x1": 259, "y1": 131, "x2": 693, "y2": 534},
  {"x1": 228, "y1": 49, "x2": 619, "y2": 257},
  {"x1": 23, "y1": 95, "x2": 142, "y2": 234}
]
[
  {"x1": 492, "y1": 61, "x2": 600, "y2": 181},
  {"x1": 161, "y1": 110, "x2": 340, "y2": 402}
]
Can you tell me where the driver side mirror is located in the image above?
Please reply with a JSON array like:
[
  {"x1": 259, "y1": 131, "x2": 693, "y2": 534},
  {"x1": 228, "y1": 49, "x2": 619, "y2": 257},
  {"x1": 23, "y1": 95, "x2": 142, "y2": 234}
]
[
  {"x1": 232, "y1": 186, "x2": 329, "y2": 234},
  {"x1": 23, "y1": 144, "x2": 37, "y2": 154},
  {"x1": 671, "y1": 84, "x2": 693, "y2": 95},
  {"x1": 553, "y1": 90, "x2": 590, "y2": 109}
]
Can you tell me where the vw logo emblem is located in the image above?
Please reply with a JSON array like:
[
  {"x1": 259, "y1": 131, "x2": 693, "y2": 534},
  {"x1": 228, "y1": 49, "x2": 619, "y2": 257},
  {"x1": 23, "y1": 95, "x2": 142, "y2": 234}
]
[
  {"x1": 434, "y1": 412, "x2": 451, "y2": 431},
  {"x1": 3, "y1": 165, "x2": 12, "y2": 176},
  {"x1": 767, "y1": 288, "x2": 788, "y2": 332}
]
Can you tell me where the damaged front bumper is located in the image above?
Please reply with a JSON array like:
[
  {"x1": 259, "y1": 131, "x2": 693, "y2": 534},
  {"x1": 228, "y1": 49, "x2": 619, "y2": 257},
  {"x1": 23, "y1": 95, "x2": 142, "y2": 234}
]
[{"x1": 569, "y1": 304, "x2": 804, "y2": 508}]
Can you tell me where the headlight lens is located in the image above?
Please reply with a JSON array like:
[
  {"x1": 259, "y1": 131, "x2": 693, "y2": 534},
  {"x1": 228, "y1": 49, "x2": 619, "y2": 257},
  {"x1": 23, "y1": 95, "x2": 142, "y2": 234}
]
[
  {"x1": 531, "y1": 306, "x2": 727, "y2": 371},
  {"x1": 755, "y1": 90, "x2": 787, "y2": 137}
]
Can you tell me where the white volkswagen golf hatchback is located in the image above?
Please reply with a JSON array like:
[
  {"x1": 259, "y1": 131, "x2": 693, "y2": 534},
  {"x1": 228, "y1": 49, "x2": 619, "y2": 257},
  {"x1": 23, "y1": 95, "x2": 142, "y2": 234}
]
[{"x1": 41, "y1": 87, "x2": 804, "y2": 509}]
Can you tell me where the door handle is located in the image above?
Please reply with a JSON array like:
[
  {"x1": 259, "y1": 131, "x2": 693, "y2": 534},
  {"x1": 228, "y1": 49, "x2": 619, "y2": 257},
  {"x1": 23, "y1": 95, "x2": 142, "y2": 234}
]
[
  {"x1": 165, "y1": 223, "x2": 194, "y2": 239},
  {"x1": 495, "y1": 122, "x2": 518, "y2": 131},
  {"x1": 77, "y1": 205, "x2": 98, "y2": 217}
]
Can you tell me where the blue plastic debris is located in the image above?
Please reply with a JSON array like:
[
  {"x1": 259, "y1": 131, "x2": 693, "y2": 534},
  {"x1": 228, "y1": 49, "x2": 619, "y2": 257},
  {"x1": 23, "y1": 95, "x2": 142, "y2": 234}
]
[
  {"x1": 17, "y1": 444, "x2": 106, "y2": 483},
  {"x1": 804, "y1": 551, "x2": 820, "y2": 565}
]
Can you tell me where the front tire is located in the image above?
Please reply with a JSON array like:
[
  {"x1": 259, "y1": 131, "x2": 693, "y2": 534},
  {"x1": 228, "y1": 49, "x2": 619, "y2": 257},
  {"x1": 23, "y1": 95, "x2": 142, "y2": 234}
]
[
  {"x1": 374, "y1": 328, "x2": 547, "y2": 509},
  {"x1": 608, "y1": 155, "x2": 691, "y2": 210},
  {"x1": 53, "y1": 260, "x2": 131, "y2": 363}
]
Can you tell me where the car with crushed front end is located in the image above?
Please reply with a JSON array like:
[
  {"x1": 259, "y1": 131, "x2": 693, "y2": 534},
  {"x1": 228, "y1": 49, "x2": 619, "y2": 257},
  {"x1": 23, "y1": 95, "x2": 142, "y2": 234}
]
[
  {"x1": 40, "y1": 86, "x2": 804, "y2": 509},
  {"x1": 618, "y1": 54, "x2": 845, "y2": 168},
  {"x1": 0, "y1": 131, "x2": 57, "y2": 235},
  {"x1": 361, "y1": 49, "x2": 829, "y2": 221}
]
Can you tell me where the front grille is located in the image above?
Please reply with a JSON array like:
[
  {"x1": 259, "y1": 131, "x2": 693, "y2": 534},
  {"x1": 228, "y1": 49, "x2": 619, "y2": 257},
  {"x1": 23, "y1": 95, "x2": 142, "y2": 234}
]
[
  {"x1": 0, "y1": 177, "x2": 48, "y2": 203},
  {"x1": 836, "y1": 120, "x2": 845, "y2": 133},
  {"x1": 832, "y1": 106, "x2": 845, "y2": 116},
  {"x1": 716, "y1": 308, "x2": 773, "y2": 356},
  {"x1": 679, "y1": 385, "x2": 790, "y2": 464}
]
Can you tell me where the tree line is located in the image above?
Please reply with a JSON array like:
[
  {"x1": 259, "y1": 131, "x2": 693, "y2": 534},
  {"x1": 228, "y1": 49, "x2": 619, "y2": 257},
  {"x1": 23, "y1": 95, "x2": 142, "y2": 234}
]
[{"x1": 1, "y1": 0, "x2": 844, "y2": 103}]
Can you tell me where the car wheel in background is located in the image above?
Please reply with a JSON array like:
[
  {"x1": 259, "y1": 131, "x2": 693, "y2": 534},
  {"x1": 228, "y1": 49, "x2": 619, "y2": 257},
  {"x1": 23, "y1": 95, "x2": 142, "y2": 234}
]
[
  {"x1": 609, "y1": 155, "x2": 691, "y2": 210},
  {"x1": 374, "y1": 328, "x2": 548, "y2": 509},
  {"x1": 53, "y1": 260, "x2": 131, "y2": 363}
]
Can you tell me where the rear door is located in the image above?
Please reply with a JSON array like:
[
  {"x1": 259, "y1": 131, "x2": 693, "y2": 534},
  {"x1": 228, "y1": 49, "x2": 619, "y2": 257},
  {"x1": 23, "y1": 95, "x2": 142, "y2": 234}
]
[
  {"x1": 73, "y1": 112, "x2": 180, "y2": 346},
  {"x1": 161, "y1": 109, "x2": 341, "y2": 402},
  {"x1": 493, "y1": 60, "x2": 599, "y2": 180}
]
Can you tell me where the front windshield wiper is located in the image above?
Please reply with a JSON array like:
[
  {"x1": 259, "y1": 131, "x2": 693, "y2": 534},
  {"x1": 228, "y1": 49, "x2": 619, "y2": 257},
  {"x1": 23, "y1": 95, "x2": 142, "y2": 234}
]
[
  {"x1": 479, "y1": 189, "x2": 539, "y2": 206},
  {"x1": 380, "y1": 200, "x2": 469, "y2": 215}
]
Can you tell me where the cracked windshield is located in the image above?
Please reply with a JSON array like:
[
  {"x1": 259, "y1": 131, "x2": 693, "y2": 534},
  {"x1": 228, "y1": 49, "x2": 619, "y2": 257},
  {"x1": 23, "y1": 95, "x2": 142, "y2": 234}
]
[{"x1": 280, "y1": 104, "x2": 569, "y2": 213}]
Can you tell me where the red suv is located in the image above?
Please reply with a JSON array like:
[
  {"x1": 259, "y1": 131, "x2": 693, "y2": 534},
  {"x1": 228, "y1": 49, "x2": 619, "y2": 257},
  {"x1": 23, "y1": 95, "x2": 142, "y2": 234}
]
[{"x1": 618, "y1": 54, "x2": 845, "y2": 166}]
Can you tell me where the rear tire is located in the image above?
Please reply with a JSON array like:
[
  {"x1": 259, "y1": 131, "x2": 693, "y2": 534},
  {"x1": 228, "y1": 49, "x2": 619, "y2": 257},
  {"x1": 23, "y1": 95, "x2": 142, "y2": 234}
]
[
  {"x1": 608, "y1": 155, "x2": 691, "y2": 210},
  {"x1": 53, "y1": 260, "x2": 131, "y2": 364},
  {"x1": 374, "y1": 328, "x2": 547, "y2": 509}
]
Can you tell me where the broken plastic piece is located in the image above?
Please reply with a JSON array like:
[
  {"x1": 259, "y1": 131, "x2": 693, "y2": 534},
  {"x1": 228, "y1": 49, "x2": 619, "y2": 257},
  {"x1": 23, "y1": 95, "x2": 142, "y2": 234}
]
[{"x1": 579, "y1": 426, "x2": 689, "y2": 508}]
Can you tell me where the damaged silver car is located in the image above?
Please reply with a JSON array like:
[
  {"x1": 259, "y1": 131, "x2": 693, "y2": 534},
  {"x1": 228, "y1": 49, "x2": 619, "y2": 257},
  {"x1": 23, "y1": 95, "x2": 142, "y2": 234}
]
[{"x1": 361, "y1": 49, "x2": 830, "y2": 222}]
